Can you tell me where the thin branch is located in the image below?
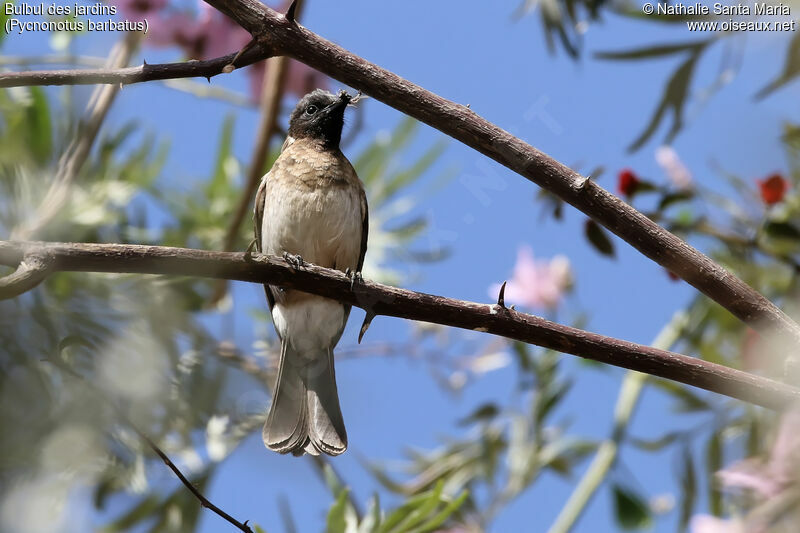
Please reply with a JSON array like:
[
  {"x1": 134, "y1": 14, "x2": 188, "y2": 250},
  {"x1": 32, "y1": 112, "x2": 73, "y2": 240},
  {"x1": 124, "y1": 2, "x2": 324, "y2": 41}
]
[
  {"x1": 135, "y1": 429, "x2": 255, "y2": 533},
  {"x1": 0, "y1": 45, "x2": 271, "y2": 88},
  {"x1": 547, "y1": 310, "x2": 689, "y2": 533},
  {"x1": 2, "y1": 240, "x2": 799, "y2": 410}
]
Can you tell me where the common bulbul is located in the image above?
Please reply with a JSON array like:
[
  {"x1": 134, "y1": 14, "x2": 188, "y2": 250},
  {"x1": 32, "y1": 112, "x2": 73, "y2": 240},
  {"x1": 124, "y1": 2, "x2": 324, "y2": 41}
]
[{"x1": 254, "y1": 89, "x2": 368, "y2": 456}]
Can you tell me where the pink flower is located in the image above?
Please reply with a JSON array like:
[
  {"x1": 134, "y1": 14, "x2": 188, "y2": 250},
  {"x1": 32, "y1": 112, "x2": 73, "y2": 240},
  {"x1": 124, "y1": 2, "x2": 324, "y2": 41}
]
[
  {"x1": 690, "y1": 515, "x2": 745, "y2": 533},
  {"x1": 656, "y1": 146, "x2": 692, "y2": 189},
  {"x1": 489, "y1": 246, "x2": 572, "y2": 310},
  {"x1": 109, "y1": 0, "x2": 167, "y2": 21},
  {"x1": 717, "y1": 406, "x2": 800, "y2": 498}
]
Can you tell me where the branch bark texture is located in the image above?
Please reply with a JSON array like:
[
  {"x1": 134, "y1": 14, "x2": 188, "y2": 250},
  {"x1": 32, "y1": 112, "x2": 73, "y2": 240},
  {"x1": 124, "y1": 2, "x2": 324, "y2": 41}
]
[
  {"x1": 2, "y1": 240, "x2": 799, "y2": 411},
  {"x1": 0, "y1": 46, "x2": 269, "y2": 88}
]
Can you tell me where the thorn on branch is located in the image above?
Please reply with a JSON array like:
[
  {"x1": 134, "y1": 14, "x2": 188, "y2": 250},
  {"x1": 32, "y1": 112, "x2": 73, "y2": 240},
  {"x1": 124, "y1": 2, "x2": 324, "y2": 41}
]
[
  {"x1": 358, "y1": 310, "x2": 376, "y2": 344},
  {"x1": 244, "y1": 239, "x2": 259, "y2": 262},
  {"x1": 497, "y1": 280, "x2": 507, "y2": 308},
  {"x1": 225, "y1": 38, "x2": 258, "y2": 73},
  {"x1": 285, "y1": 0, "x2": 299, "y2": 22}
]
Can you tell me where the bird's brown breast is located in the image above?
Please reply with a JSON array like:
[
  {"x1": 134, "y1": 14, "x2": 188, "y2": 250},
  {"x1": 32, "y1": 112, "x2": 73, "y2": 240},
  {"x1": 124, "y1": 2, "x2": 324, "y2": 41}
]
[{"x1": 259, "y1": 138, "x2": 366, "y2": 273}]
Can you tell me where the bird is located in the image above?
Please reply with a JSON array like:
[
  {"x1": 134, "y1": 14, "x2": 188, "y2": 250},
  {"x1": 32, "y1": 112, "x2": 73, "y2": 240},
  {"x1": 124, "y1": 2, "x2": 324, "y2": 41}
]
[{"x1": 253, "y1": 89, "x2": 368, "y2": 456}]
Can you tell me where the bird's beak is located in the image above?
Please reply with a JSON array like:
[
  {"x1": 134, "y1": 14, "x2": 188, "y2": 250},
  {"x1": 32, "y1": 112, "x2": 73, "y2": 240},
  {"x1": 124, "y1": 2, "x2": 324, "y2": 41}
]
[{"x1": 325, "y1": 91, "x2": 353, "y2": 113}]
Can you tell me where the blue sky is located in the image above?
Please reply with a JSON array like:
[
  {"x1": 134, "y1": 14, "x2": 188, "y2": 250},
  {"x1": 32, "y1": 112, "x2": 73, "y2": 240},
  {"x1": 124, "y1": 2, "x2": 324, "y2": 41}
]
[{"x1": 5, "y1": 0, "x2": 800, "y2": 531}]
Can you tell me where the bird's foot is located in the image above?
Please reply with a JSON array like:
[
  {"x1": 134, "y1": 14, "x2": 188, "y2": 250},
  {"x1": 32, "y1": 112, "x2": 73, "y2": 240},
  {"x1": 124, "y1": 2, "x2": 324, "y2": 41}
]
[
  {"x1": 283, "y1": 252, "x2": 305, "y2": 270},
  {"x1": 345, "y1": 268, "x2": 363, "y2": 290},
  {"x1": 244, "y1": 239, "x2": 258, "y2": 262}
]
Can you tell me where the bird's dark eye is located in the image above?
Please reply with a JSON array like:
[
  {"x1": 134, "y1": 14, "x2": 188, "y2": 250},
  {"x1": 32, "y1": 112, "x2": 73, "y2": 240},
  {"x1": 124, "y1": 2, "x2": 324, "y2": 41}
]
[{"x1": 305, "y1": 105, "x2": 318, "y2": 115}]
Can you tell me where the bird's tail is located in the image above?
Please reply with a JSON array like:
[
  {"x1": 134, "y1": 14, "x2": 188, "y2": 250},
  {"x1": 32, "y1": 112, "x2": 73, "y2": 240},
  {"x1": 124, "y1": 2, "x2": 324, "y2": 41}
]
[{"x1": 263, "y1": 341, "x2": 347, "y2": 456}]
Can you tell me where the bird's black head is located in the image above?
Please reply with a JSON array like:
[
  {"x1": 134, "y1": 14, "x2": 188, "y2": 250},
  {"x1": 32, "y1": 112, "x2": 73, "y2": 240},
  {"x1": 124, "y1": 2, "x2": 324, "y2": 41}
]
[{"x1": 287, "y1": 89, "x2": 353, "y2": 148}]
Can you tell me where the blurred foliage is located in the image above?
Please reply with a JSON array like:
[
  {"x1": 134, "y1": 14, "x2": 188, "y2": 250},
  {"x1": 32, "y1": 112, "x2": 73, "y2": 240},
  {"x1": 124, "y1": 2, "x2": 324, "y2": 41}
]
[
  {"x1": 366, "y1": 342, "x2": 596, "y2": 531},
  {"x1": 0, "y1": 73, "x2": 453, "y2": 532},
  {"x1": 518, "y1": 0, "x2": 799, "y2": 150}
]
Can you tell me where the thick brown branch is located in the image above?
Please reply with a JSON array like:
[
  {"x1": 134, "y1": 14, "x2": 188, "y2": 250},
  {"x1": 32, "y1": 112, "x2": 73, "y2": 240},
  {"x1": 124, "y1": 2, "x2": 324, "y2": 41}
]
[
  {"x1": 0, "y1": 46, "x2": 271, "y2": 88},
  {"x1": 2, "y1": 240, "x2": 799, "y2": 410}
]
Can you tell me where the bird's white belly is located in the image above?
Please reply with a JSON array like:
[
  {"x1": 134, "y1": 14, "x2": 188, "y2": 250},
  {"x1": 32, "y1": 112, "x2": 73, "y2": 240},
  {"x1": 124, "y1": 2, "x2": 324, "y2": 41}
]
[
  {"x1": 261, "y1": 185, "x2": 362, "y2": 271},
  {"x1": 271, "y1": 299, "x2": 346, "y2": 355},
  {"x1": 261, "y1": 181, "x2": 361, "y2": 354}
]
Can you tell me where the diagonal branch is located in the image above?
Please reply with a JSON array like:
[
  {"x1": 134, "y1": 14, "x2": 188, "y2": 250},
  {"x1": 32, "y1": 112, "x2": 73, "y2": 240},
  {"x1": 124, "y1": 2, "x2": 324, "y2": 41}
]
[
  {"x1": 2, "y1": 240, "x2": 799, "y2": 410},
  {"x1": 135, "y1": 429, "x2": 255, "y2": 533}
]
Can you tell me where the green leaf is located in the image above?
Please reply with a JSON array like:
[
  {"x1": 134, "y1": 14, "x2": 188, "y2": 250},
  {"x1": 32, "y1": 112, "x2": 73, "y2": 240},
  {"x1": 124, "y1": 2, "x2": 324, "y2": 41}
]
[
  {"x1": 416, "y1": 490, "x2": 468, "y2": 532},
  {"x1": 101, "y1": 495, "x2": 162, "y2": 532},
  {"x1": 706, "y1": 429, "x2": 723, "y2": 516},
  {"x1": 357, "y1": 118, "x2": 418, "y2": 187},
  {"x1": 596, "y1": 40, "x2": 708, "y2": 61},
  {"x1": 385, "y1": 480, "x2": 443, "y2": 532},
  {"x1": 763, "y1": 221, "x2": 800, "y2": 241},
  {"x1": 458, "y1": 403, "x2": 500, "y2": 426},
  {"x1": 25, "y1": 86, "x2": 53, "y2": 163},
  {"x1": 678, "y1": 446, "x2": 697, "y2": 532},
  {"x1": 374, "y1": 140, "x2": 447, "y2": 205},
  {"x1": 651, "y1": 378, "x2": 711, "y2": 412},
  {"x1": 631, "y1": 431, "x2": 682, "y2": 452},
  {"x1": 358, "y1": 494, "x2": 382, "y2": 533},
  {"x1": 327, "y1": 489, "x2": 349, "y2": 533},
  {"x1": 629, "y1": 49, "x2": 703, "y2": 152},
  {"x1": 207, "y1": 114, "x2": 236, "y2": 198},
  {"x1": 585, "y1": 219, "x2": 616, "y2": 257},
  {"x1": 756, "y1": 30, "x2": 800, "y2": 99},
  {"x1": 379, "y1": 491, "x2": 434, "y2": 533},
  {"x1": 659, "y1": 190, "x2": 694, "y2": 211},
  {"x1": 612, "y1": 485, "x2": 652, "y2": 530},
  {"x1": 0, "y1": 2, "x2": 11, "y2": 47}
]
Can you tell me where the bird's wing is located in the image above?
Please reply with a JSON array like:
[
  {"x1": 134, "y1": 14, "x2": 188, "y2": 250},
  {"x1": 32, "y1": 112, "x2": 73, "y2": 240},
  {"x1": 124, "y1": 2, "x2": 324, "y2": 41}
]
[
  {"x1": 253, "y1": 175, "x2": 276, "y2": 313},
  {"x1": 253, "y1": 177, "x2": 266, "y2": 254},
  {"x1": 357, "y1": 186, "x2": 369, "y2": 273}
]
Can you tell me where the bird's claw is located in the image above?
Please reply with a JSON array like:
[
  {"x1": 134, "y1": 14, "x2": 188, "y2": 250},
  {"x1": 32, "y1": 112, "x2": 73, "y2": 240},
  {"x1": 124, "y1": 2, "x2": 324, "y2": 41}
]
[
  {"x1": 345, "y1": 268, "x2": 363, "y2": 290},
  {"x1": 283, "y1": 252, "x2": 305, "y2": 270}
]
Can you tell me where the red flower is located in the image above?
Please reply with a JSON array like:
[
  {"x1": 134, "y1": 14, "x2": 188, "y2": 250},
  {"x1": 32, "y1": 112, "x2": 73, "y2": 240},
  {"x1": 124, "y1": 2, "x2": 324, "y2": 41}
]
[
  {"x1": 666, "y1": 269, "x2": 680, "y2": 282},
  {"x1": 617, "y1": 168, "x2": 640, "y2": 198},
  {"x1": 758, "y1": 173, "x2": 788, "y2": 206}
]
